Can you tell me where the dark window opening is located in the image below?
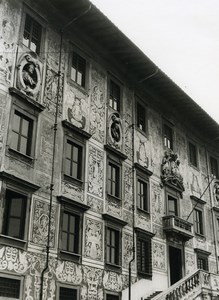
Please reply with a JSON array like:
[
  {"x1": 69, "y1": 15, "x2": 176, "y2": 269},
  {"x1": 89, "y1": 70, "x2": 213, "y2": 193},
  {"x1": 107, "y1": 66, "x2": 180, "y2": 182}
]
[
  {"x1": 106, "y1": 227, "x2": 120, "y2": 265},
  {"x1": 197, "y1": 254, "x2": 208, "y2": 271},
  {"x1": 0, "y1": 277, "x2": 20, "y2": 298},
  {"x1": 106, "y1": 295, "x2": 120, "y2": 300},
  {"x1": 194, "y1": 209, "x2": 203, "y2": 235},
  {"x1": 109, "y1": 80, "x2": 120, "y2": 111},
  {"x1": 65, "y1": 140, "x2": 82, "y2": 180},
  {"x1": 23, "y1": 14, "x2": 42, "y2": 54},
  {"x1": 168, "y1": 195, "x2": 178, "y2": 216},
  {"x1": 210, "y1": 157, "x2": 219, "y2": 179},
  {"x1": 137, "y1": 238, "x2": 152, "y2": 276},
  {"x1": 61, "y1": 211, "x2": 80, "y2": 254},
  {"x1": 71, "y1": 52, "x2": 86, "y2": 87},
  {"x1": 137, "y1": 179, "x2": 148, "y2": 212},
  {"x1": 189, "y1": 142, "x2": 198, "y2": 167},
  {"x1": 108, "y1": 162, "x2": 120, "y2": 198},
  {"x1": 164, "y1": 124, "x2": 173, "y2": 149},
  {"x1": 137, "y1": 103, "x2": 146, "y2": 132},
  {"x1": 59, "y1": 287, "x2": 77, "y2": 300}
]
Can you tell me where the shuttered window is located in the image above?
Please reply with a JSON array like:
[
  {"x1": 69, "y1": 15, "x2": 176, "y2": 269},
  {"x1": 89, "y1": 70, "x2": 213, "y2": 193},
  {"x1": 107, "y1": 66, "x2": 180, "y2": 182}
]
[
  {"x1": 60, "y1": 287, "x2": 77, "y2": 300},
  {"x1": 136, "y1": 235, "x2": 152, "y2": 278},
  {"x1": 0, "y1": 277, "x2": 20, "y2": 298}
]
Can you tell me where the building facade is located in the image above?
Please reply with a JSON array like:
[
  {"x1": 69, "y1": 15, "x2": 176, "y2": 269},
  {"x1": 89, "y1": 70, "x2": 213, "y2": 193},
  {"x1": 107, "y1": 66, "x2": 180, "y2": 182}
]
[{"x1": 0, "y1": 0, "x2": 219, "y2": 299}]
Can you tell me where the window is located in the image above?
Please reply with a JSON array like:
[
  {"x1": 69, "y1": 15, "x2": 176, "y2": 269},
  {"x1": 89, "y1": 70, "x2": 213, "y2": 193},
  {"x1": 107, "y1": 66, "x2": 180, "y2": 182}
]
[
  {"x1": 189, "y1": 142, "x2": 198, "y2": 167},
  {"x1": 23, "y1": 13, "x2": 42, "y2": 54},
  {"x1": 136, "y1": 102, "x2": 146, "y2": 132},
  {"x1": 167, "y1": 195, "x2": 178, "y2": 216},
  {"x1": 210, "y1": 156, "x2": 219, "y2": 179},
  {"x1": 58, "y1": 196, "x2": 89, "y2": 262},
  {"x1": 108, "y1": 162, "x2": 120, "y2": 198},
  {"x1": 163, "y1": 124, "x2": 173, "y2": 149},
  {"x1": 136, "y1": 228, "x2": 154, "y2": 278},
  {"x1": 106, "y1": 227, "x2": 120, "y2": 265},
  {"x1": 65, "y1": 140, "x2": 82, "y2": 180},
  {"x1": 106, "y1": 294, "x2": 120, "y2": 300},
  {"x1": 195, "y1": 249, "x2": 210, "y2": 271},
  {"x1": 61, "y1": 211, "x2": 79, "y2": 254},
  {"x1": 137, "y1": 179, "x2": 149, "y2": 212},
  {"x1": 59, "y1": 287, "x2": 77, "y2": 300},
  {"x1": 0, "y1": 276, "x2": 20, "y2": 298},
  {"x1": 11, "y1": 110, "x2": 33, "y2": 156},
  {"x1": 71, "y1": 51, "x2": 86, "y2": 87},
  {"x1": 3, "y1": 190, "x2": 27, "y2": 240},
  {"x1": 194, "y1": 208, "x2": 203, "y2": 235},
  {"x1": 109, "y1": 79, "x2": 120, "y2": 111}
]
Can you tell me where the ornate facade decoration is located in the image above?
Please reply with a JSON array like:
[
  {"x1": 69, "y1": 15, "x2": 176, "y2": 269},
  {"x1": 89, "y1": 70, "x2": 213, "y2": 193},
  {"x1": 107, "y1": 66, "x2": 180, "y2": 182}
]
[
  {"x1": 214, "y1": 181, "x2": 219, "y2": 205},
  {"x1": 124, "y1": 165, "x2": 133, "y2": 210},
  {"x1": 62, "y1": 181, "x2": 84, "y2": 203},
  {"x1": 87, "y1": 195, "x2": 103, "y2": 214},
  {"x1": 108, "y1": 112, "x2": 122, "y2": 148},
  {"x1": 83, "y1": 266, "x2": 103, "y2": 300},
  {"x1": 123, "y1": 232, "x2": 134, "y2": 270},
  {"x1": 31, "y1": 198, "x2": 56, "y2": 247},
  {"x1": 103, "y1": 271, "x2": 123, "y2": 291},
  {"x1": 152, "y1": 183, "x2": 163, "y2": 225},
  {"x1": 16, "y1": 53, "x2": 42, "y2": 99},
  {"x1": 56, "y1": 261, "x2": 82, "y2": 284},
  {"x1": 161, "y1": 149, "x2": 184, "y2": 191},
  {"x1": 152, "y1": 242, "x2": 166, "y2": 271},
  {"x1": 84, "y1": 217, "x2": 103, "y2": 261},
  {"x1": 88, "y1": 145, "x2": 104, "y2": 198},
  {"x1": 135, "y1": 133, "x2": 149, "y2": 168},
  {"x1": 106, "y1": 197, "x2": 122, "y2": 218},
  {"x1": 0, "y1": 246, "x2": 28, "y2": 274}
]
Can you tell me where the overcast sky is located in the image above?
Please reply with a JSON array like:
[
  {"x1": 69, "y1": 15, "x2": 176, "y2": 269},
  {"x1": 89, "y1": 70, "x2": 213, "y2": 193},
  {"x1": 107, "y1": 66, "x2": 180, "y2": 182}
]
[{"x1": 90, "y1": 0, "x2": 219, "y2": 124}]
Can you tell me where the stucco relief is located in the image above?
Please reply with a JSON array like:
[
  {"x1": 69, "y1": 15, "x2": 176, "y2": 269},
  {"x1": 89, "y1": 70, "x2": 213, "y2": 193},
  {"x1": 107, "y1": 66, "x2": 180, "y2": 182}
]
[
  {"x1": 124, "y1": 165, "x2": 133, "y2": 210},
  {"x1": 135, "y1": 213, "x2": 151, "y2": 231},
  {"x1": 123, "y1": 233, "x2": 134, "y2": 270},
  {"x1": 103, "y1": 271, "x2": 123, "y2": 291},
  {"x1": 135, "y1": 133, "x2": 149, "y2": 168},
  {"x1": 84, "y1": 217, "x2": 103, "y2": 261},
  {"x1": 88, "y1": 145, "x2": 104, "y2": 198},
  {"x1": 161, "y1": 149, "x2": 184, "y2": 191},
  {"x1": 107, "y1": 112, "x2": 123, "y2": 149},
  {"x1": 64, "y1": 86, "x2": 88, "y2": 130},
  {"x1": 185, "y1": 252, "x2": 195, "y2": 275},
  {"x1": 16, "y1": 52, "x2": 42, "y2": 100},
  {"x1": 62, "y1": 181, "x2": 84, "y2": 203},
  {"x1": 90, "y1": 85, "x2": 105, "y2": 142},
  {"x1": 153, "y1": 242, "x2": 166, "y2": 271},
  {"x1": 83, "y1": 266, "x2": 103, "y2": 300},
  {"x1": 0, "y1": 246, "x2": 28, "y2": 273},
  {"x1": 31, "y1": 199, "x2": 56, "y2": 248},
  {"x1": 56, "y1": 261, "x2": 82, "y2": 284},
  {"x1": 190, "y1": 174, "x2": 202, "y2": 197},
  {"x1": 87, "y1": 195, "x2": 103, "y2": 214},
  {"x1": 152, "y1": 183, "x2": 163, "y2": 225},
  {"x1": 106, "y1": 197, "x2": 122, "y2": 218},
  {"x1": 0, "y1": 18, "x2": 16, "y2": 85},
  {"x1": 43, "y1": 64, "x2": 63, "y2": 117}
]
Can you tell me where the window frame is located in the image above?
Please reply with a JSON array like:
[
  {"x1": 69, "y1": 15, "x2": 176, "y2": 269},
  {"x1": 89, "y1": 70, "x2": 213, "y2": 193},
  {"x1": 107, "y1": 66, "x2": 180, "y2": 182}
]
[
  {"x1": 0, "y1": 274, "x2": 23, "y2": 299},
  {"x1": 58, "y1": 196, "x2": 89, "y2": 263},
  {"x1": 135, "y1": 228, "x2": 154, "y2": 279},
  {"x1": 105, "y1": 292, "x2": 121, "y2": 300},
  {"x1": 20, "y1": 6, "x2": 46, "y2": 56},
  {"x1": 57, "y1": 283, "x2": 79, "y2": 300},
  {"x1": 191, "y1": 196, "x2": 206, "y2": 237},
  {"x1": 163, "y1": 122, "x2": 174, "y2": 150},
  {"x1": 165, "y1": 187, "x2": 181, "y2": 217},
  {"x1": 136, "y1": 97, "x2": 148, "y2": 134},
  {"x1": 210, "y1": 156, "x2": 219, "y2": 179},
  {"x1": 195, "y1": 249, "x2": 210, "y2": 271},
  {"x1": 62, "y1": 121, "x2": 91, "y2": 188},
  {"x1": 108, "y1": 75, "x2": 123, "y2": 113},
  {"x1": 188, "y1": 141, "x2": 198, "y2": 168}
]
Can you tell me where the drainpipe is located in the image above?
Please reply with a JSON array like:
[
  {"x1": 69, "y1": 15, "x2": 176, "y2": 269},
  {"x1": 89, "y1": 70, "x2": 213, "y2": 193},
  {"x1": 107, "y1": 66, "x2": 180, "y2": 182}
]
[{"x1": 39, "y1": 4, "x2": 92, "y2": 300}]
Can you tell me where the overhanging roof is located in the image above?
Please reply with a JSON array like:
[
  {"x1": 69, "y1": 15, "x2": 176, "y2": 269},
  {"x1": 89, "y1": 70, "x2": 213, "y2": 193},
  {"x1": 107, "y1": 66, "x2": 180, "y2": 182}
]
[{"x1": 49, "y1": 0, "x2": 219, "y2": 143}]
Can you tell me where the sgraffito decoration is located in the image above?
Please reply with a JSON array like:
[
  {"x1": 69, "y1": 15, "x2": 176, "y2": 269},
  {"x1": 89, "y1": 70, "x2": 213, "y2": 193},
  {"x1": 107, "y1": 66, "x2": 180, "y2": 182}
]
[
  {"x1": 152, "y1": 183, "x2": 163, "y2": 225},
  {"x1": 103, "y1": 271, "x2": 123, "y2": 291},
  {"x1": 123, "y1": 232, "x2": 134, "y2": 270},
  {"x1": 161, "y1": 149, "x2": 184, "y2": 191},
  {"x1": 124, "y1": 165, "x2": 133, "y2": 210},
  {"x1": 0, "y1": 246, "x2": 28, "y2": 273},
  {"x1": 106, "y1": 197, "x2": 122, "y2": 218},
  {"x1": 83, "y1": 266, "x2": 103, "y2": 300},
  {"x1": 56, "y1": 260, "x2": 82, "y2": 284},
  {"x1": 16, "y1": 53, "x2": 42, "y2": 100},
  {"x1": 88, "y1": 145, "x2": 104, "y2": 198},
  {"x1": 214, "y1": 181, "x2": 219, "y2": 206},
  {"x1": 152, "y1": 242, "x2": 166, "y2": 271},
  {"x1": 108, "y1": 112, "x2": 122, "y2": 149},
  {"x1": 84, "y1": 217, "x2": 103, "y2": 261},
  {"x1": 87, "y1": 195, "x2": 103, "y2": 214}
]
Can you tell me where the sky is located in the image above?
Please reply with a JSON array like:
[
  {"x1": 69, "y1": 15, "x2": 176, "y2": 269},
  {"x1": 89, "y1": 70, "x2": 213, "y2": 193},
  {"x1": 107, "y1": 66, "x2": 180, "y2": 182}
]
[{"x1": 90, "y1": 0, "x2": 219, "y2": 124}]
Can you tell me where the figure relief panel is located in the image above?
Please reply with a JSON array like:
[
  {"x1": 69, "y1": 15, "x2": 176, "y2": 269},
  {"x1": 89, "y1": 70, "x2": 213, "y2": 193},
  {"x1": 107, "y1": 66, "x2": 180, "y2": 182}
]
[
  {"x1": 103, "y1": 271, "x2": 123, "y2": 292},
  {"x1": 152, "y1": 182, "x2": 163, "y2": 225},
  {"x1": 124, "y1": 165, "x2": 133, "y2": 210},
  {"x1": 82, "y1": 266, "x2": 103, "y2": 300},
  {"x1": 87, "y1": 195, "x2": 103, "y2": 214},
  {"x1": 152, "y1": 241, "x2": 166, "y2": 271},
  {"x1": 0, "y1": 0, "x2": 19, "y2": 87},
  {"x1": 88, "y1": 145, "x2": 104, "y2": 198},
  {"x1": 123, "y1": 232, "x2": 135, "y2": 270},
  {"x1": 107, "y1": 112, "x2": 123, "y2": 150},
  {"x1": 89, "y1": 65, "x2": 106, "y2": 143},
  {"x1": 213, "y1": 180, "x2": 219, "y2": 207},
  {"x1": 31, "y1": 198, "x2": 57, "y2": 248},
  {"x1": 149, "y1": 112, "x2": 162, "y2": 175},
  {"x1": 135, "y1": 132, "x2": 149, "y2": 168},
  {"x1": 56, "y1": 260, "x2": 82, "y2": 284},
  {"x1": 64, "y1": 85, "x2": 89, "y2": 131},
  {"x1": 84, "y1": 217, "x2": 103, "y2": 261},
  {"x1": 123, "y1": 88, "x2": 133, "y2": 160},
  {"x1": 16, "y1": 51, "x2": 43, "y2": 101},
  {"x1": 190, "y1": 173, "x2": 202, "y2": 198}
]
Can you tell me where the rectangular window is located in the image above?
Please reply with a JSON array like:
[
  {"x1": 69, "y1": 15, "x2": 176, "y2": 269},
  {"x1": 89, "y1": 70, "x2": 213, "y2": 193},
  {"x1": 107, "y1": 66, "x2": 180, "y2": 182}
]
[
  {"x1": 108, "y1": 162, "x2": 120, "y2": 198},
  {"x1": 137, "y1": 238, "x2": 152, "y2": 276},
  {"x1": 168, "y1": 195, "x2": 178, "y2": 216},
  {"x1": 23, "y1": 13, "x2": 42, "y2": 54},
  {"x1": 3, "y1": 190, "x2": 27, "y2": 240},
  {"x1": 137, "y1": 102, "x2": 146, "y2": 132},
  {"x1": 163, "y1": 124, "x2": 173, "y2": 149},
  {"x1": 71, "y1": 51, "x2": 86, "y2": 87},
  {"x1": 11, "y1": 110, "x2": 33, "y2": 156},
  {"x1": 0, "y1": 276, "x2": 20, "y2": 298},
  {"x1": 194, "y1": 209, "x2": 203, "y2": 235},
  {"x1": 106, "y1": 227, "x2": 120, "y2": 265},
  {"x1": 137, "y1": 179, "x2": 148, "y2": 212},
  {"x1": 59, "y1": 287, "x2": 77, "y2": 300},
  {"x1": 65, "y1": 140, "x2": 82, "y2": 180},
  {"x1": 197, "y1": 255, "x2": 208, "y2": 271},
  {"x1": 106, "y1": 295, "x2": 120, "y2": 300},
  {"x1": 61, "y1": 211, "x2": 79, "y2": 254},
  {"x1": 210, "y1": 156, "x2": 219, "y2": 179},
  {"x1": 109, "y1": 80, "x2": 120, "y2": 111},
  {"x1": 189, "y1": 142, "x2": 198, "y2": 167}
]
